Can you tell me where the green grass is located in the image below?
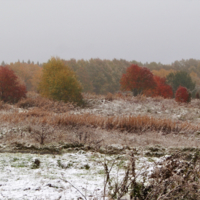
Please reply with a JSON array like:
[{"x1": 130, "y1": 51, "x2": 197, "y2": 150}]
[
  {"x1": 11, "y1": 162, "x2": 27, "y2": 168},
  {"x1": 98, "y1": 169, "x2": 105, "y2": 174},
  {"x1": 12, "y1": 157, "x2": 19, "y2": 162}
]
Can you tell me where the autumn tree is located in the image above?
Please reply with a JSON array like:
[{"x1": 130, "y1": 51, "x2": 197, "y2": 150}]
[
  {"x1": 175, "y1": 86, "x2": 191, "y2": 103},
  {"x1": 39, "y1": 57, "x2": 83, "y2": 105},
  {"x1": 8, "y1": 61, "x2": 42, "y2": 91},
  {"x1": 75, "y1": 63, "x2": 94, "y2": 93},
  {"x1": 63, "y1": 58, "x2": 130, "y2": 94},
  {"x1": 144, "y1": 76, "x2": 173, "y2": 98},
  {"x1": 190, "y1": 71, "x2": 200, "y2": 88},
  {"x1": 120, "y1": 64, "x2": 156, "y2": 96},
  {"x1": 0, "y1": 66, "x2": 27, "y2": 103},
  {"x1": 152, "y1": 69, "x2": 176, "y2": 78},
  {"x1": 58, "y1": 58, "x2": 200, "y2": 95},
  {"x1": 166, "y1": 71, "x2": 196, "y2": 96}
]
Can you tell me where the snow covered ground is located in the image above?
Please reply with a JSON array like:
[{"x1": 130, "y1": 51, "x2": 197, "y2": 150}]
[
  {"x1": 0, "y1": 96, "x2": 198, "y2": 199},
  {"x1": 72, "y1": 98, "x2": 200, "y2": 124},
  {"x1": 0, "y1": 151, "x2": 163, "y2": 200}
]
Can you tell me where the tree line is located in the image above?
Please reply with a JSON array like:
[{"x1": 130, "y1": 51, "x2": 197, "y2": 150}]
[
  {"x1": 0, "y1": 58, "x2": 199, "y2": 104},
  {"x1": 63, "y1": 58, "x2": 200, "y2": 95}
]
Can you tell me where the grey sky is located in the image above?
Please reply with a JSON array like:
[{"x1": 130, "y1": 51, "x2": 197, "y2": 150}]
[{"x1": 0, "y1": 0, "x2": 200, "y2": 64}]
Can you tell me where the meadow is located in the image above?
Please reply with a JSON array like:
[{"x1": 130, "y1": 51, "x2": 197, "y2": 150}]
[{"x1": 0, "y1": 92, "x2": 200, "y2": 199}]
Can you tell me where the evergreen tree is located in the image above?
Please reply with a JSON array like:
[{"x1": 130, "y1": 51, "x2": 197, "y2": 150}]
[{"x1": 166, "y1": 71, "x2": 196, "y2": 96}]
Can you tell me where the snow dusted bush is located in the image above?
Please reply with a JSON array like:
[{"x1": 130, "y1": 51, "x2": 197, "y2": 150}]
[{"x1": 175, "y1": 86, "x2": 191, "y2": 103}]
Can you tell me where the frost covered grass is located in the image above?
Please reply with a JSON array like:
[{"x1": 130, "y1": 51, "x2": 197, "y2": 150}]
[
  {"x1": 0, "y1": 93, "x2": 200, "y2": 199},
  {"x1": 0, "y1": 92, "x2": 200, "y2": 148},
  {"x1": 0, "y1": 107, "x2": 198, "y2": 135},
  {"x1": 0, "y1": 151, "x2": 161, "y2": 200}
]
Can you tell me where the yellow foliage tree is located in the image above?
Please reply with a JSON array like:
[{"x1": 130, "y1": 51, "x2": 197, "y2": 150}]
[
  {"x1": 190, "y1": 71, "x2": 200, "y2": 86},
  {"x1": 39, "y1": 57, "x2": 83, "y2": 105},
  {"x1": 152, "y1": 69, "x2": 176, "y2": 78}
]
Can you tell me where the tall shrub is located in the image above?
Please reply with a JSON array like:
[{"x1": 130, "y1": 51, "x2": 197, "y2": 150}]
[
  {"x1": 0, "y1": 66, "x2": 27, "y2": 103},
  {"x1": 175, "y1": 86, "x2": 191, "y2": 103},
  {"x1": 144, "y1": 76, "x2": 173, "y2": 98}
]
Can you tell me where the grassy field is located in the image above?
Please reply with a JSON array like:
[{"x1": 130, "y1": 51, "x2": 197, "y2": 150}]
[
  {"x1": 0, "y1": 92, "x2": 199, "y2": 149},
  {"x1": 0, "y1": 92, "x2": 200, "y2": 199}
]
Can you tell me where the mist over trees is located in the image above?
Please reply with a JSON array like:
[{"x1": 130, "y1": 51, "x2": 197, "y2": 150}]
[
  {"x1": 63, "y1": 58, "x2": 200, "y2": 95},
  {"x1": 1, "y1": 58, "x2": 200, "y2": 96}
]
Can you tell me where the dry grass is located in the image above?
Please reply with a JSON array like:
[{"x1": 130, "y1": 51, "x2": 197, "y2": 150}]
[
  {"x1": 84, "y1": 92, "x2": 171, "y2": 104},
  {"x1": 16, "y1": 92, "x2": 74, "y2": 113},
  {"x1": 0, "y1": 92, "x2": 199, "y2": 147},
  {"x1": 2, "y1": 124, "x2": 199, "y2": 148},
  {"x1": 0, "y1": 101, "x2": 13, "y2": 110},
  {"x1": 0, "y1": 109, "x2": 198, "y2": 134},
  {"x1": 105, "y1": 93, "x2": 114, "y2": 101},
  {"x1": 47, "y1": 113, "x2": 198, "y2": 134},
  {"x1": 83, "y1": 93, "x2": 106, "y2": 100},
  {"x1": 104, "y1": 152, "x2": 200, "y2": 200},
  {"x1": 146, "y1": 153, "x2": 200, "y2": 199},
  {"x1": 83, "y1": 92, "x2": 133, "y2": 102}
]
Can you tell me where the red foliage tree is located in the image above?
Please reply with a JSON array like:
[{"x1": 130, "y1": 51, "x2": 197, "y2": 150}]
[
  {"x1": 175, "y1": 86, "x2": 191, "y2": 103},
  {"x1": 0, "y1": 66, "x2": 27, "y2": 103},
  {"x1": 120, "y1": 64, "x2": 156, "y2": 96},
  {"x1": 144, "y1": 76, "x2": 173, "y2": 98}
]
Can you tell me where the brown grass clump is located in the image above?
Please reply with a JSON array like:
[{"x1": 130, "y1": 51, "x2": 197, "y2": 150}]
[
  {"x1": 133, "y1": 94, "x2": 148, "y2": 103},
  {"x1": 0, "y1": 101, "x2": 13, "y2": 110},
  {"x1": 105, "y1": 93, "x2": 113, "y2": 101},
  {"x1": 114, "y1": 92, "x2": 124, "y2": 99},
  {"x1": 152, "y1": 95, "x2": 164, "y2": 102},
  {"x1": 16, "y1": 92, "x2": 74, "y2": 113}
]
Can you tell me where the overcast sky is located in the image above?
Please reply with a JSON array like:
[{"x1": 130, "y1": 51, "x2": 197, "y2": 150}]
[{"x1": 0, "y1": 0, "x2": 200, "y2": 64}]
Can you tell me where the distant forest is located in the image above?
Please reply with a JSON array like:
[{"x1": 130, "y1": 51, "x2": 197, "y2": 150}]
[{"x1": 2, "y1": 58, "x2": 200, "y2": 95}]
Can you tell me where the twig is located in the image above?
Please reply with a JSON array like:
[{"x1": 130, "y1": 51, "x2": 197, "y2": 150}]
[{"x1": 61, "y1": 174, "x2": 87, "y2": 200}]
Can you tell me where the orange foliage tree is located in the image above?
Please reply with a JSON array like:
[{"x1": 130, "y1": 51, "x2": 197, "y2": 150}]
[
  {"x1": 8, "y1": 62, "x2": 42, "y2": 91},
  {"x1": 144, "y1": 76, "x2": 173, "y2": 98},
  {"x1": 0, "y1": 66, "x2": 27, "y2": 103},
  {"x1": 175, "y1": 86, "x2": 191, "y2": 103},
  {"x1": 120, "y1": 64, "x2": 156, "y2": 96}
]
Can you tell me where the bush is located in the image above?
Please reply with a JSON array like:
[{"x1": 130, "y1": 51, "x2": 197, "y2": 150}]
[
  {"x1": 104, "y1": 153, "x2": 200, "y2": 200},
  {"x1": 39, "y1": 57, "x2": 83, "y2": 105},
  {"x1": 175, "y1": 86, "x2": 191, "y2": 103},
  {"x1": 144, "y1": 76, "x2": 173, "y2": 99},
  {"x1": 0, "y1": 66, "x2": 27, "y2": 103}
]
